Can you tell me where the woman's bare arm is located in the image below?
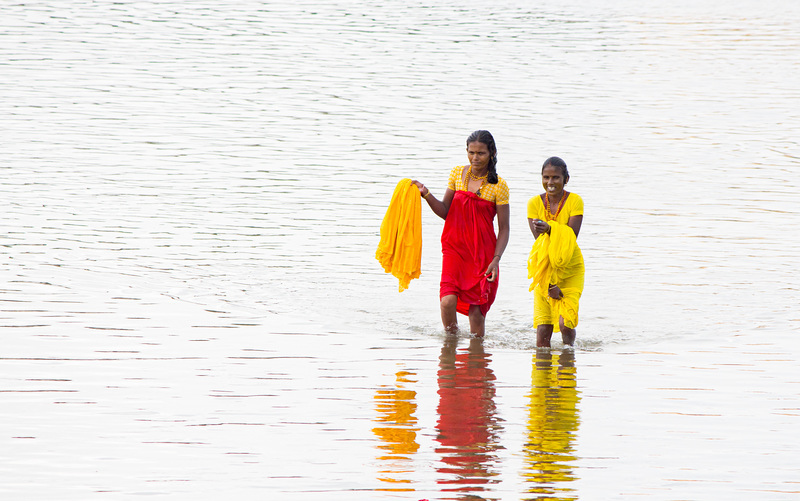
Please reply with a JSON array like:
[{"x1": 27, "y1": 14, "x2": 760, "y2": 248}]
[
  {"x1": 412, "y1": 180, "x2": 453, "y2": 220},
  {"x1": 485, "y1": 203, "x2": 509, "y2": 281}
]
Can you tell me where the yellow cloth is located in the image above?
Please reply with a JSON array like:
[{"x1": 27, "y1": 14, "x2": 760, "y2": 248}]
[
  {"x1": 376, "y1": 179, "x2": 422, "y2": 291},
  {"x1": 528, "y1": 221, "x2": 583, "y2": 330}
]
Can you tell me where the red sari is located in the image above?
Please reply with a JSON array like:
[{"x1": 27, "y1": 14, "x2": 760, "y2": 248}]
[{"x1": 440, "y1": 190, "x2": 498, "y2": 316}]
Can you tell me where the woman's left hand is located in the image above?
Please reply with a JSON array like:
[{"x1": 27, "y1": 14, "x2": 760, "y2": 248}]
[
  {"x1": 548, "y1": 284, "x2": 563, "y2": 299},
  {"x1": 484, "y1": 258, "x2": 499, "y2": 282}
]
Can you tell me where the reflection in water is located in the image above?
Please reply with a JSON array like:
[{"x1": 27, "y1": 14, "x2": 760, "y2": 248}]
[
  {"x1": 436, "y1": 336, "x2": 502, "y2": 497},
  {"x1": 522, "y1": 350, "x2": 581, "y2": 500},
  {"x1": 373, "y1": 369, "x2": 420, "y2": 490}
]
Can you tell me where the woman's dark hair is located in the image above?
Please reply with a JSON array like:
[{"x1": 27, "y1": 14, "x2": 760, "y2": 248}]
[
  {"x1": 466, "y1": 130, "x2": 498, "y2": 184},
  {"x1": 542, "y1": 156, "x2": 569, "y2": 180}
]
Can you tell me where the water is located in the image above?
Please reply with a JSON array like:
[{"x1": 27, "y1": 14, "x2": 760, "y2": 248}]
[{"x1": 2, "y1": 0, "x2": 799, "y2": 499}]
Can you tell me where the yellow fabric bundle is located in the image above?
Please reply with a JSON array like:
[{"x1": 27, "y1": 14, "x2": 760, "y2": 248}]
[
  {"x1": 549, "y1": 287, "x2": 581, "y2": 330},
  {"x1": 376, "y1": 178, "x2": 422, "y2": 292},
  {"x1": 528, "y1": 221, "x2": 576, "y2": 295},
  {"x1": 528, "y1": 221, "x2": 580, "y2": 329}
]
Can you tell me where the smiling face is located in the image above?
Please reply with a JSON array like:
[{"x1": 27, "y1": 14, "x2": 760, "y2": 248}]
[
  {"x1": 542, "y1": 164, "x2": 568, "y2": 197},
  {"x1": 466, "y1": 141, "x2": 491, "y2": 171}
]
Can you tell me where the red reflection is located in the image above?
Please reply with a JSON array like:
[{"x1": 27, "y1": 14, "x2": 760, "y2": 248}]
[{"x1": 435, "y1": 336, "x2": 501, "y2": 493}]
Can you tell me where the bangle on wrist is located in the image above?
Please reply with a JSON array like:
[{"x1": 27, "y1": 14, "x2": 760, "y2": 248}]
[
  {"x1": 423, "y1": 190, "x2": 430, "y2": 199},
  {"x1": 493, "y1": 254, "x2": 501, "y2": 260}
]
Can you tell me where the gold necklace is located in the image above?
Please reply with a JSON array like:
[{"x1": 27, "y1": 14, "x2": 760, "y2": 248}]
[
  {"x1": 467, "y1": 165, "x2": 488, "y2": 181},
  {"x1": 466, "y1": 165, "x2": 487, "y2": 195}
]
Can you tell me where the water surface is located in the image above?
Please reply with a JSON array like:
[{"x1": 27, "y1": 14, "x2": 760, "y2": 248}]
[{"x1": 2, "y1": 0, "x2": 799, "y2": 499}]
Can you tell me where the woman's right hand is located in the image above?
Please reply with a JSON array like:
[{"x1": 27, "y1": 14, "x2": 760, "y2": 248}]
[
  {"x1": 411, "y1": 180, "x2": 428, "y2": 198},
  {"x1": 530, "y1": 218, "x2": 551, "y2": 237}
]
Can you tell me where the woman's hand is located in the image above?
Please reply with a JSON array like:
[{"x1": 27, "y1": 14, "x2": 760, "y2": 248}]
[
  {"x1": 411, "y1": 180, "x2": 428, "y2": 198},
  {"x1": 413, "y1": 183, "x2": 452, "y2": 221},
  {"x1": 530, "y1": 218, "x2": 551, "y2": 237},
  {"x1": 484, "y1": 257, "x2": 500, "y2": 282},
  {"x1": 548, "y1": 284, "x2": 563, "y2": 299}
]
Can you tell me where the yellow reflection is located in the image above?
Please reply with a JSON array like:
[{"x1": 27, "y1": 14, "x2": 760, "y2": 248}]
[
  {"x1": 373, "y1": 368, "x2": 420, "y2": 490},
  {"x1": 436, "y1": 336, "x2": 501, "y2": 494},
  {"x1": 522, "y1": 349, "x2": 580, "y2": 500}
]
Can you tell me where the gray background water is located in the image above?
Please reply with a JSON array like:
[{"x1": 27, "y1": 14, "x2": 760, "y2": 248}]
[{"x1": 2, "y1": 1, "x2": 799, "y2": 499}]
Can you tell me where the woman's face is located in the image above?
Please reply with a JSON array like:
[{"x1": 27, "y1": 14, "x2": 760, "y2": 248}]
[
  {"x1": 466, "y1": 141, "x2": 491, "y2": 171},
  {"x1": 542, "y1": 164, "x2": 568, "y2": 196}
]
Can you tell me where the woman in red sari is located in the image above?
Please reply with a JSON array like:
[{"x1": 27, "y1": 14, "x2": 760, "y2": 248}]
[{"x1": 412, "y1": 130, "x2": 510, "y2": 337}]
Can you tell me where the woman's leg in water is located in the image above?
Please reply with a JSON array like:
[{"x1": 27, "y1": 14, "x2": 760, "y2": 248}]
[
  {"x1": 537, "y1": 324, "x2": 554, "y2": 348},
  {"x1": 468, "y1": 304, "x2": 485, "y2": 337},
  {"x1": 440, "y1": 294, "x2": 458, "y2": 333},
  {"x1": 559, "y1": 317, "x2": 576, "y2": 346}
]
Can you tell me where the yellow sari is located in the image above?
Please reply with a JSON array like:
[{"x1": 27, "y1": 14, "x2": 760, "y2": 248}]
[
  {"x1": 527, "y1": 193, "x2": 585, "y2": 331},
  {"x1": 376, "y1": 179, "x2": 422, "y2": 291}
]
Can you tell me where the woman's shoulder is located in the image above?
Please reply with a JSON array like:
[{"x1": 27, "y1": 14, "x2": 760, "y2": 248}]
[
  {"x1": 566, "y1": 192, "x2": 584, "y2": 213},
  {"x1": 567, "y1": 192, "x2": 583, "y2": 204},
  {"x1": 448, "y1": 165, "x2": 466, "y2": 181},
  {"x1": 526, "y1": 193, "x2": 544, "y2": 218}
]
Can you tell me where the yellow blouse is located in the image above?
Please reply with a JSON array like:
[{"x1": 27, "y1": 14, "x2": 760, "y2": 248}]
[
  {"x1": 447, "y1": 166, "x2": 509, "y2": 205},
  {"x1": 527, "y1": 192, "x2": 583, "y2": 223}
]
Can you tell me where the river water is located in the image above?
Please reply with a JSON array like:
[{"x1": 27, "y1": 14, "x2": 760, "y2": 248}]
[{"x1": 2, "y1": 1, "x2": 799, "y2": 499}]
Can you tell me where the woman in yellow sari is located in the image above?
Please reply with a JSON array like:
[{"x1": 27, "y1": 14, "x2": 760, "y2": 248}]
[{"x1": 527, "y1": 157, "x2": 584, "y2": 348}]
